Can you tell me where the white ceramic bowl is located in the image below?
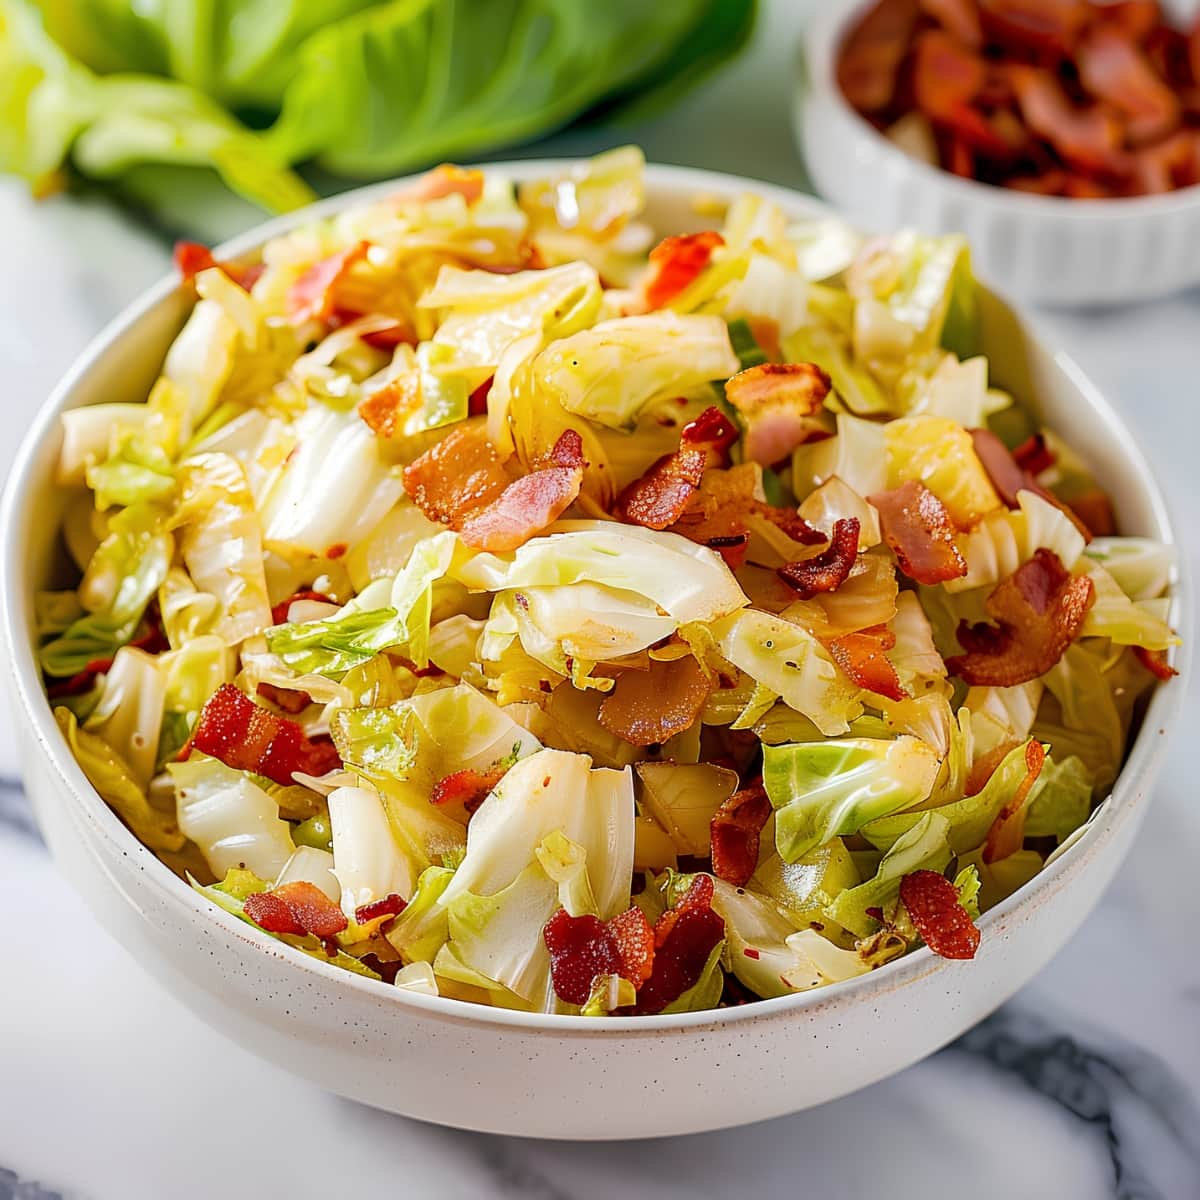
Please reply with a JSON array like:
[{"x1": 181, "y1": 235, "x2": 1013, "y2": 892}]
[
  {"x1": 0, "y1": 163, "x2": 1188, "y2": 1140},
  {"x1": 797, "y1": 0, "x2": 1200, "y2": 307}
]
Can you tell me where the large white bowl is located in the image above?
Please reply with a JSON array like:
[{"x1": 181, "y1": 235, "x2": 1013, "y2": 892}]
[
  {"x1": 796, "y1": 0, "x2": 1200, "y2": 307},
  {"x1": 0, "y1": 163, "x2": 1188, "y2": 1140}
]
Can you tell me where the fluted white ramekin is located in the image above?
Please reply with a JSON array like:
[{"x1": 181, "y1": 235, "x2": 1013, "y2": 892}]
[{"x1": 796, "y1": 0, "x2": 1200, "y2": 307}]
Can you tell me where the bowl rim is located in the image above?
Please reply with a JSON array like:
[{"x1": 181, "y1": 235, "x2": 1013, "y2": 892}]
[
  {"x1": 801, "y1": 0, "x2": 1200, "y2": 218},
  {"x1": 0, "y1": 159, "x2": 1190, "y2": 1035}
]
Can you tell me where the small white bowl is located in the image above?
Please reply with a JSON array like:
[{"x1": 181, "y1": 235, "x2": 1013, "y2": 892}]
[
  {"x1": 796, "y1": 0, "x2": 1200, "y2": 307},
  {"x1": 0, "y1": 163, "x2": 1189, "y2": 1140}
]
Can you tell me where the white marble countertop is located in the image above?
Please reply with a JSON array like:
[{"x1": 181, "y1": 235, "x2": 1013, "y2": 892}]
[{"x1": 2, "y1": 3, "x2": 1199, "y2": 1197}]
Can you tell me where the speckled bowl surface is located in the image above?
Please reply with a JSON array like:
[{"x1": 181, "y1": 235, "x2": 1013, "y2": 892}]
[
  {"x1": 0, "y1": 163, "x2": 1188, "y2": 1139},
  {"x1": 796, "y1": 0, "x2": 1200, "y2": 307}
]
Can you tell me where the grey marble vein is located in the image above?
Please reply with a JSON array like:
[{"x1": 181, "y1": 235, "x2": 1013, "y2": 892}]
[
  {"x1": 951, "y1": 1008, "x2": 1200, "y2": 1200},
  {"x1": 0, "y1": 777, "x2": 39, "y2": 844},
  {"x1": 0, "y1": 1168, "x2": 71, "y2": 1200}
]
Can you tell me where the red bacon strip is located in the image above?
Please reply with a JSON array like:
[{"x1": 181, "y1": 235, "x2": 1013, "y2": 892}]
[
  {"x1": 723, "y1": 363, "x2": 831, "y2": 466},
  {"x1": 710, "y1": 781, "x2": 772, "y2": 888},
  {"x1": 598, "y1": 656, "x2": 712, "y2": 748},
  {"x1": 1134, "y1": 645, "x2": 1178, "y2": 681},
  {"x1": 983, "y1": 739, "x2": 1047, "y2": 862},
  {"x1": 635, "y1": 875, "x2": 726, "y2": 1015},
  {"x1": 244, "y1": 881, "x2": 348, "y2": 948},
  {"x1": 825, "y1": 624, "x2": 908, "y2": 702},
  {"x1": 898, "y1": 870, "x2": 980, "y2": 959},
  {"x1": 393, "y1": 164, "x2": 484, "y2": 206},
  {"x1": 1012, "y1": 433, "x2": 1056, "y2": 476},
  {"x1": 946, "y1": 548, "x2": 1095, "y2": 686},
  {"x1": 837, "y1": 0, "x2": 922, "y2": 113},
  {"x1": 174, "y1": 241, "x2": 264, "y2": 292},
  {"x1": 543, "y1": 904, "x2": 656, "y2": 1006},
  {"x1": 288, "y1": 241, "x2": 370, "y2": 325},
  {"x1": 401, "y1": 424, "x2": 511, "y2": 524},
  {"x1": 430, "y1": 765, "x2": 507, "y2": 815},
  {"x1": 1078, "y1": 24, "x2": 1180, "y2": 144},
  {"x1": 354, "y1": 894, "x2": 408, "y2": 925},
  {"x1": 192, "y1": 683, "x2": 341, "y2": 786},
  {"x1": 643, "y1": 231, "x2": 724, "y2": 310},
  {"x1": 919, "y1": 0, "x2": 982, "y2": 47},
  {"x1": 869, "y1": 480, "x2": 967, "y2": 585},
  {"x1": 777, "y1": 518, "x2": 860, "y2": 600}
]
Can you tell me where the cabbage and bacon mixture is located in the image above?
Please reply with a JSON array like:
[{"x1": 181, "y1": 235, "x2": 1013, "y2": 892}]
[{"x1": 42, "y1": 149, "x2": 1178, "y2": 1015}]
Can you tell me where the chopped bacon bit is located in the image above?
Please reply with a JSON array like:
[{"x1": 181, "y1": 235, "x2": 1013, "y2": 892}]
[
  {"x1": 245, "y1": 881, "x2": 349, "y2": 943},
  {"x1": 430, "y1": 765, "x2": 506, "y2": 814},
  {"x1": 1134, "y1": 645, "x2": 1178, "y2": 681},
  {"x1": 355, "y1": 894, "x2": 408, "y2": 925},
  {"x1": 325, "y1": 543, "x2": 348, "y2": 560},
  {"x1": 256, "y1": 681, "x2": 312, "y2": 715},
  {"x1": 287, "y1": 241, "x2": 370, "y2": 325},
  {"x1": 826, "y1": 624, "x2": 909, "y2": 702},
  {"x1": 173, "y1": 241, "x2": 263, "y2": 291},
  {"x1": 607, "y1": 906, "x2": 655, "y2": 989},
  {"x1": 724, "y1": 363, "x2": 832, "y2": 466},
  {"x1": 402, "y1": 424, "x2": 512, "y2": 525},
  {"x1": 270, "y1": 590, "x2": 335, "y2": 626},
  {"x1": 978, "y1": 0, "x2": 1091, "y2": 59},
  {"x1": 393, "y1": 164, "x2": 484, "y2": 206},
  {"x1": 459, "y1": 430, "x2": 584, "y2": 551},
  {"x1": 869, "y1": 480, "x2": 967, "y2": 585},
  {"x1": 468, "y1": 376, "x2": 493, "y2": 417},
  {"x1": 1012, "y1": 433, "x2": 1056, "y2": 476},
  {"x1": 743, "y1": 947, "x2": 761, "y2": 960},
  {"x1": 946, "y1": 548, "x2": 1095, "y2": 686},
  {"x1": 983, "y1": 740, "x2": 1047, "y2": 862},
  {"x1": 191, "y1": 683, "x2": 341, "y2": 786},
  {"x1": 710, "y1": 780, "x2": 772, "y2": 887},
  {"x1": 598, "y1": 656, "x2": 712, "y2": 748},
  {"x1": 543, "y1": 911, "x2": 624, "y2": 1006},
  {"x1": 643, "y1": 231, "x2": 724, "y2": 310},
  {"x1": 919, "y1": 0, "x2": 983, "y2": 47},
  {"x1": 1078, "y1": 25, "x2": 1179, "y2": 144},
  {"x1": 837, "y1": 0, "x2": 922, "y2": 113},
  {"x1": 899, "y1": 870, "x2": 980, "y2": 959},
  {"x1": 46, "y1": 655, "x2": 114, "y2": 698},
  {"x1": 1068, "y1": 488, "x2": 1116, "y2": 537},
  {"x1": 616, "y1": 406, "x2": 742, "y2": 530},
  {"x1": 359, "y1": 375, "x2": 421, "y2": 440},
  {"x1": 636, "y1": 875, "x2": 725, "y2": 1014},
  {"x1": 778, "y1": 518, "x2": 860, "y2": 599}
]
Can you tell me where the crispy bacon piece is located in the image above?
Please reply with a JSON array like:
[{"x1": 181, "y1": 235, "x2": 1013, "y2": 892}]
[
  {"x1": 898, "y1": 870, "x2": 980, "y2": 959},
  {"x1": 919, "y1": 0, "x2": 982, "y2": 47},
  {"x1": 635, "y1": 875, "x2": 725, "y2": 1015},
  {"x1": 354, "y1": 894, "x2": 408, "y2": 925},
  {"x1": 615, "y1": 406, "x2": 737, "y2": 530},
  {"x1": 826, "y1": 624, "x2": 908, "y2": 702},
  {"x1": 402, "y1": 424, "x2": 511, "y2": 524},
  {"x1": 869, "y1": 480, "x2": 967, "y2": 585},
  {"x1": 244, "y1": 881, "x2": 349, "y2": 947},
  {"x1": 1012, "y1": 433, "x2": 1055, "y2": 476},
  {"x1": 912, "y1": 32, "x2": 1014, "y2": 157},
  {"x1": 978, "y1": 0, "x2": 1091, "y2": 59},
  {"x1": 1068, "y1": 488, "x2": 1116, "y2": 537},
  {"x1": 1078, "y1": 25, "x2": 1180, "y2": 144},
  {"x1": 174, "y1": 241, "x2": 264, "y2": 292},
  {"x1": 946, "y1": 548, "x2": 1095, "y2": 686},
  {"x1": 597, "y1": 656, "x2": 712, "y2": 748},
  {"x1": 1106, "y1": 1, "x2": 1165, "y2": 42},
  {"x1": 983, "y1": 740, "x2": 1047, "y2": 862},
  {"x1": 710, "y1": 781, "x2": 772, "y2": 887},
  {"x1": 723, "y1": 363, "x2": 831, "y2": 466},
  {"x1": 270, "y1": 590, "x2": 336, "y2": 626},
  {"x1": 607, "y1": 906, "x2": 655, "y2": 989},
  {"x1": 192, "y1": 683, "x2": 341, "y2": 786},
  {"x1": 1134, "y1": 645, "x2": 1178, "y2": 681},
  {"x1": 288, "y1": 241, "x2": 370, "y2": 324},
  {"x1": 778, "y1": 518, "x2": 860, "y2": 600},
  {"x1": 642, "y1": 231, "x2": 724, "y2": 310},
  {"x1": 964, "y1": 739, "x2": 1022, "y2": 797},
  {"x1": 543, "y1": 905, "x2": 656, "y2": 1006},
  {"x1": 430, "y1": 765, "x2": 506, "y2": 815},
  {"x1": 459, "y1": 430, "x2": 585, "y2": 551},
  {"x1": 1008, "y1": 65, "x2": 1128, "y2": 177},
  {"x1": 358, "y1": 375, "x2": 422, "y2": 439},
  {"x1": 393, "y1": 164, "x2": 484, "y2": 206},
  {"x1": 837, "y1": 0, "x2": 921, "y2": 113}
]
